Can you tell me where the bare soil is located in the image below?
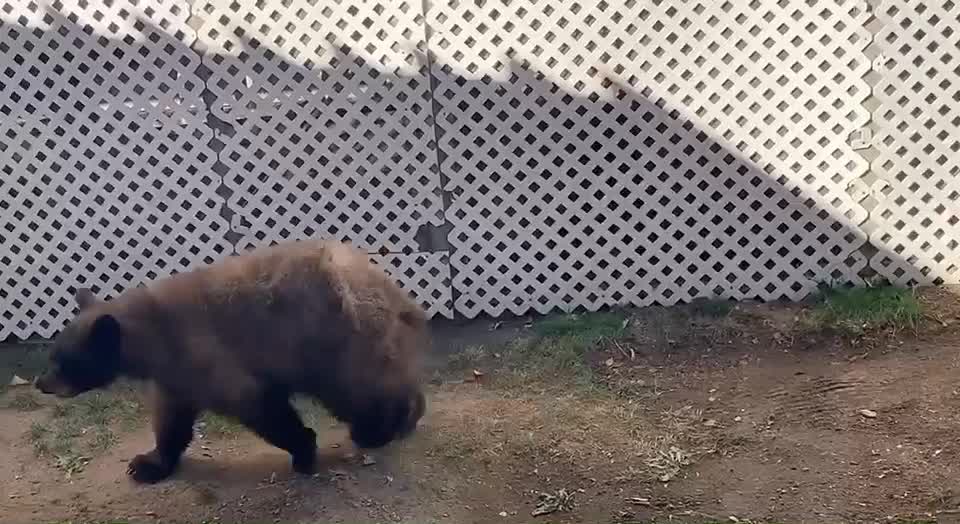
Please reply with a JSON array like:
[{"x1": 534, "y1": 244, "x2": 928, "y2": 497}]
[{"x1": 2, "y1": 288, "x2": 960, "y2": 524}]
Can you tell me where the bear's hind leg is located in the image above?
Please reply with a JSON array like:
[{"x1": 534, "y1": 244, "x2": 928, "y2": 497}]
[
  {"x1": 239, "y1": 389, "x2": 318, "y2": 475},
  {"x1": 128, "y1": 390, "x2": 198, "y2": 484}
]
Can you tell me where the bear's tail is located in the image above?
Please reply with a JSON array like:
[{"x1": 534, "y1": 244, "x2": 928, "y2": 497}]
[{"x1": 349, "y1": 386, "x2": 426, "y2": 450}]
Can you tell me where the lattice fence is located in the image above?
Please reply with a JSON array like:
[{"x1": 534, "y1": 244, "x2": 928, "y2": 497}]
[
  {"x1": 429, "y1": 0, "x2": 873, "y2": 317},
  {"x1": 0, "y1": 0, "x2": 230, "y2": 339},
  {"x1": 190, "y1": 0, "x2": 453, "y2": 318},
  {"x1": 868, "y1": 0, "x2": 960, "y2": 286},
  {"x1": 1, "y1": 0, "x2": 958, "y2": 338}
]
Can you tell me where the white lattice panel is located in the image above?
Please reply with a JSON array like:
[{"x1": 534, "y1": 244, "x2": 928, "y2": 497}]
[
  {"x1": 369, "y1": 252, "x2": 452, "y2": 318},
  {"x1": 0, "y1": 116, "x2": 230, "y2": 339},
  {"x1": 194, "y1": 0, "x2": 444, "y2": 253},
  {"x1": 192, "y1": 0, "x2": 451, "y2": 317},
  {"x1": 8, "y1": 0, "x2": 958, "y2": 335},
  {"x1": 868, "y1": 1, "x2": 960, "y2": 285},
  {"x1": 193, "y1": 0, "x2": 430, "y2": 121},
  {"x1": 429, "y1": 0, "x2": 873, "y2": 317},
  {"x1": 213, "y1": 112, "x2": 442, "y2": 254},
  {"x1": 0, "y1": 0, "x2": 231, "y2": 339},
  {"x1": 0, "y1": 0, "x2": 203, "y2": 123}
]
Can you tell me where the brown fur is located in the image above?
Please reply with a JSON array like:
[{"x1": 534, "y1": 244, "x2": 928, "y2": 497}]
[{"x1": 36, "y1": 239, "x2": 429, "y2": 483}]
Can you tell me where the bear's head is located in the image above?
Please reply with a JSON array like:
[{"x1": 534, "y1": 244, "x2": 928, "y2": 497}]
[{"x1": 36, "y1": 288, "x2": 124, "y2": 398}]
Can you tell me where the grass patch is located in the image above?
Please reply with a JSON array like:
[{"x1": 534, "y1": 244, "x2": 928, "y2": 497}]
[
  {"x1": 501, "y1": 335, "x2": 598, "y2": 390},
  {"x1": 294, "y1": 396, "x2": 334, "y2": 429},
  {"x1": 443, "y1": 335, "x2": 604, "y2": 392},
  {"x1": 198, "y1": 412, "x2": 245, "y2": 437},
  {"x1": 813, "y1": 284, "x2": 921, "y2": 335},
  {"x1": 499, "y1": 311, "x2": 630, "y2": 391},
  {"x1": 197, "y1": 396, "x2": 333, "y2": 439},
  {"x1": 690, "y1": 298, "x2": 734, "y2": 318},
  {"x1": 440, "y1": 311, "x2": 632, "y2": 393},
  {"x1": 445, "y1": 344, "x2": 489, "y2": 371},
  {"x1": 29, "y1": 383, "x2": 143, "y2": 477},
  {"x1": 4, "y1": 389, "x2": 44, "y2": 411},
  {"x1": 534, "y1": 310, "x2": 627, "y2": 341}
]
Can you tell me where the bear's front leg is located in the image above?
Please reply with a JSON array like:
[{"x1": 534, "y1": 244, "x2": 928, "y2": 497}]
[{"x1": 128, "y1": 390, "x2": 198, "y2": 484}]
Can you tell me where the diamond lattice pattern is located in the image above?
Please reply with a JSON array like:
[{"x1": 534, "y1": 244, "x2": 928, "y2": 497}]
[
  {"x1": 0, "y1": 0, "x2": 230, "y2": 339},
  {"x1": 3, "y1": 0, "x2": 959, "y2": 337},
  {"x1": 429, "y1": 0, "x2": 872, "y2": 317},
  {"x1": 193, "y1": 0, "x2": 453, "y2": 316},
  {"x1": 868, "y1": 0, "x2": 960, "y2": 285}
]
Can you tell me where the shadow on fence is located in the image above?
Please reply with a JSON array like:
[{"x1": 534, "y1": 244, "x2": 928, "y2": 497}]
[{"x1": 0, "y1": 3, "x2": 929, "y2": 338}]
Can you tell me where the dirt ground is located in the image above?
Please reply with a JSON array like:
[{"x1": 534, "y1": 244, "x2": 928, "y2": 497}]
[{"x1": 2, "y1": 288, "x2": 960, "y2": 524}]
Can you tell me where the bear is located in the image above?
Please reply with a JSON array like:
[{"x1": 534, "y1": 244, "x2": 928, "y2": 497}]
[{"x1": 35, "y1": 239, "x2": 429, "y2": 483}]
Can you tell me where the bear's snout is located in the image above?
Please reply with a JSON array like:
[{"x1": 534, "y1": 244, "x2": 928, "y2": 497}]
[{"x1": 35, "y1": 371, "x2": 77, "y2": 398}]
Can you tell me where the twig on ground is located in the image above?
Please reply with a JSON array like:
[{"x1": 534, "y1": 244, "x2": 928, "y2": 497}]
[{"x1": 612, "y1": 339, "x2": 635, "y2": 360}]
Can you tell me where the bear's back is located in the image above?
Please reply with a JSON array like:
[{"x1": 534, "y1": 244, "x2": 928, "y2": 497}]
[{"x1": 136, "y1": 240, "x2": 426, "y2": 387}]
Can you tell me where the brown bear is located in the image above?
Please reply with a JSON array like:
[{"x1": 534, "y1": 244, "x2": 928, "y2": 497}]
[{"x1": 35, "y1": 239, "x2": 429, "y2": 483}]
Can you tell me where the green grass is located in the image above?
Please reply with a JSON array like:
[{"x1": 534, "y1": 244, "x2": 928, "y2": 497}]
[
  {"x1": 503, "y1": 335, "x2": 598, "y2": 389},
  {"x1": 448, "y1": 311, "x2": 631, "y2": 393},
  {"x1": 198, "y1": 396, "x2": 333, "y2": 439},
  {"x1": 534, "y1": 310, "x2": 628, "y2": 341},
  {"x1": 813, "y1": 284, "x2": 922, "y2": 335},
  {"x1": 28, "y1": 383, "x2": 143, "y2": 477},
  {"x1": 4, "y1": 389, "x2": 44, "y2": 411},
  {"x1": 690, "y1": 298, "x2": 734, "y2": 318},
  {"x1": 295, "y1": 396, "x2": 334, "y2": 429},
  {"x1": 198, "y1": 411, "x2": 245, "y2": 437},
  {"x1": 445, "y1": 344, "x2": 489, "y2": 371}
]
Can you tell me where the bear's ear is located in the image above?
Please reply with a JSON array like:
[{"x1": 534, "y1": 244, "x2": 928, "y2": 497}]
[{"x1": 75, "y1": 288, "x2": 99, "y2": 310}]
